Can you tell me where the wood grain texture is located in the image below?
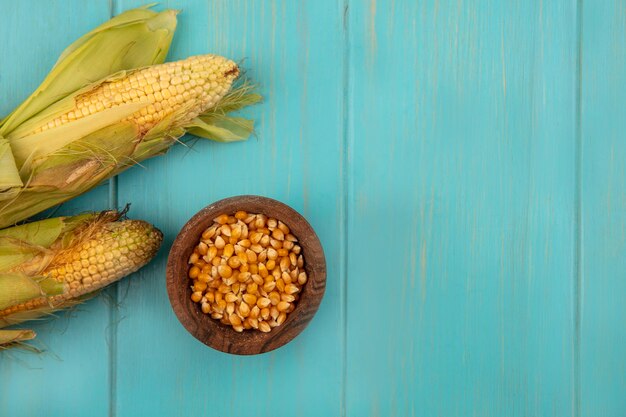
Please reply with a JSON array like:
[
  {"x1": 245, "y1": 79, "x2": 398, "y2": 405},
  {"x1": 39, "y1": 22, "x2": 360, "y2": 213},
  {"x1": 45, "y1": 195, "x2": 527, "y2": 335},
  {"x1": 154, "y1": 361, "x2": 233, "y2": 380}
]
[
  {"x1": 580, "y1": 2, "x2": 626, "y2": 416},
  {"x1": 346, "y1": 1, "x2": 579, "y2": 416},
  {"x1": 0, "y1": 2, "x2": 113, "y2": 416},
  {"x1": 166, "y1": 195, "x2": 326, "y2": 355},
  {"x1": 113, "y1": 0, "x2": 344, "y2": 416},
  {"x1": 1, "y1": 1, "x2": 625, "y2": 416}
]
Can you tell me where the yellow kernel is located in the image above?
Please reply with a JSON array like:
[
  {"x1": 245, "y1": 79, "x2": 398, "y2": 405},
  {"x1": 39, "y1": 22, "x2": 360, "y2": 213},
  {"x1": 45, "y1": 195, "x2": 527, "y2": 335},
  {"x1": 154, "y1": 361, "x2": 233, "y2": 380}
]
[
  {"x1": 282, "y1": 240, "x2": 294, "y2": 251},
  {"x1": 281, "y1": 293, "x2": 296, "y2": 302},
  {"x1": 188, "y1": 266, "x2": 200, "y2": 279},
  {"x1": 261, "y1": 307, "x2": 270, "y2": 320},
  {"x1": 220, "y1": 224, "x2": 232, "y2": 237},
  {"x1": 189, "y1": 252, "x2": 200, "y2": 264},
  {"x1": 239, "y1": 263, "x2": 249, "y2": 273},
  {"x1": 276, "y1": 278, "x2": 285, "y2": 293},
  {"x1": 250, "y1": 306, "x2": 260, "y2": 319},
  {"x1": 227, "y1": 216, "x2": 237, "y2": 224},
  {"x1": 286, "y1": 233, "x2": 298, "y2": 242},
  {"x1": 214, "y1": 214, "x2": 229, "y2": 224},
  {"x1": 238, "y1": 302, "x2": 250, "y2": 317},
  {"x1": 258, "y1": 250, "x2": 268, "y2": 263},
  {"x1": 243, "y1": 294, "x2": 257, "y2": 306},
  {"x1": 259, "y1": 321, "x2": 271, "y2": 333},
  {"x1": 251, "y1": 274, "x2": 264, "y2": 285},
  {"x1": 249, "y1": 317, "x2": 259, "y2": 329},
  {"x1": 272, "y1": 229, "x2": 284, "y2": 241},
  {"x1": 260, "y1": 234, "x2": 270, "y2": 247},
  {"x1": 233, "y1": 324, "x2": 244, "y2": 333},
  {"x1": 227, "y1": 256, "x2": 241, "y2": 269},
  {"x1": 218, "y1": 265, "x2": 233, "y2": 278},
  {"x1": 250, "y1": 244, "x2": 263, "y2": 254},
  {"x1": 211, "y1": 257, "x2": 221, "y2": 266},
  {"x1": 270, "y1": 239, "x2": 282, "y2": 249},
  {"x1": 292, "y1": 245, "x2": 301, "y2": 255},
  {"x1": 206, "y1": 291, "x2": 215, "y2": 303},
  {"x1": 258, "y1": 263, "x2": 269, "y2": 278},
  {"x1": 191, "y1": 291, "x2": 202, "y2": 303},
  {"x1": 278, "y1": 249, "x2": 289, "y2": 257},
  {"x1": 297, "y1": 255, "x2": 304, "y2": 268},
  {"x1": 290, "y1": 252, "x2": 297, "y2": 266},
  {"x1": 215, "y1": 292, "x2": 224, "y2": 303},
  {"x1": 266, "y1": 259, "x2": 276, "y2": 271},
  {"x1": 229, "y1": 314, "x2": 242, "y2": 326},
  {"x1": 277, "y1": 301, "x2": 290, "y2": 312},
  {"x1": 267, "y1": 218, "x2": 278, "y2": 229},
  {"x1": 218, "y1": 284, "x2": 230, "y2": 294},
  {"x1": 232, "y1": 282, "x2": 241, "y2": 294},
  {"x1": 298, "y1": 271, "x2": 307, "y2": 285},
  {"x1": 197, "y1": 241, "x2": 209, "y2": 255},
  {"x1": 194, "y1": 281, "x2": 208, "y2": 292},
  {"x1": 223, "y1": 244, "x2": 234, "y2": 259},
  {"x1": 278, "y1": 221, "x2": 290, "y2": 235},
  {"x1": 280, "y1": 257, "x2": 290, "y2": 271},
  {"x1": 267, "y1": 248, "x2": 278, "y2": 260},
  {"x1": 211, "y1": 312, "x2": 223, "y2": 320},
  {"x1": 235, "y1": 211, "x2": 248, "y2": 220},
  {"x1": 239, "y1": 239, "x2": 251, "y2": 248},
  {"x1": 226, "y1": 302, "x2": 235, "y2": 315},
  {"x1": 247, "y1": 282, "x2": 259, "y2": 294},
  {"x1": 250, "y1": 232, "x2": 262, "y2": 244},
  {"x1": 206, "y1": 246, "x2": 218, "y2": 261},
  {"x1": 214, "y1": 236, "x2": 225, "y2": 249},
  {"x1": 257, "y1": 297, "x2": 271, "y2": 308},
  {"x1": 277, "y1": 312, "x2": 287, "y2": 325},
  {"x1": 269, "y1": 291, "x2": 280, "y2": 306},
  {"x1": 282, "y1": 271, "x2": 292, "y2": 284},
  {"x1": 225, "y1": 293, "x2": 238, "y2": 303},
  {"x1": 254, "y1": 217, "x2": 266, "y2": 229},
  {"x1": 245, "y1": 249, "x2": 257, "y2": 263},
  {"x1": 270, "y1": 307, "x2": 279, "y2": 320},
  {"x1": 285, "y1": 284, "x2": 300, "y2": 294},
  {"x1": 263, "y1": 281, "x2": 276, "y2": 292},
  {"x1": 231, "y1": 225, "x2": 242, "y2": 239}
]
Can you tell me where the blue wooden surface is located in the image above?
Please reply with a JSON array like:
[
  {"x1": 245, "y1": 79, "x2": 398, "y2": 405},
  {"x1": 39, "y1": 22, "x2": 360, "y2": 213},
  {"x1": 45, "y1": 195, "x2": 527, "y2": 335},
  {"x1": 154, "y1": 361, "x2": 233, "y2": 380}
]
[{"x1": 0, "y1": 1, "x2": 624, "y2": 416}]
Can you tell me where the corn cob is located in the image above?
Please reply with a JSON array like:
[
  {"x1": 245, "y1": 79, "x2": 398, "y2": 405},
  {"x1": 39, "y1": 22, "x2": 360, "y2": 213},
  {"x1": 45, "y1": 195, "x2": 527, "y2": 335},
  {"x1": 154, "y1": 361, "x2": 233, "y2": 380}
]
[
  {"x1": 0, "y1": 211, "x2": 162, "y2": 332},
  {"x1": 29, "y1": 55, "x2": 240, "y2": 136},
  {"x1": 0, "y1": 6, "x2": 259, "y2": 228}
]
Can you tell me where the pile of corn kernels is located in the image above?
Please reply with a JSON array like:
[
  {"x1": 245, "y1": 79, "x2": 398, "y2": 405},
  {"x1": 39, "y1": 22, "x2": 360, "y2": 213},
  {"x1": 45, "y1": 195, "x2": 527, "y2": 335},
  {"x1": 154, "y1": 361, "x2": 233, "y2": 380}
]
[{"x1": 188, "y1": 211, "x2": 306, "y2": 332}]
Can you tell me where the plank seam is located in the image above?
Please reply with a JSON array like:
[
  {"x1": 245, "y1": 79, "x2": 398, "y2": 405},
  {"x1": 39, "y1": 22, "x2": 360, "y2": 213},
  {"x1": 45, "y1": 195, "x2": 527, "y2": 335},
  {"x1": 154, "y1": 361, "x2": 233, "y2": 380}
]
[
  {"x1": 573, "y1": 0, "x2": 583, "y2": 416},
  {"x1": 107, "y1": 2, "x2": 118, "y2": 417},
  {"x1": 340, "y1": 1, "x2": 350, "y2": 416}
]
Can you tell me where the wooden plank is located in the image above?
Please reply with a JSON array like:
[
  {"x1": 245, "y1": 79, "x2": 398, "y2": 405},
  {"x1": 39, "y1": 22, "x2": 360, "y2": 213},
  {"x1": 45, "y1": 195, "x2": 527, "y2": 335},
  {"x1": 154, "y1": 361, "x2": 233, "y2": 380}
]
[
  {"x1": 0, "y1": 2, "x2": 113, "y2": 416},
  {"x1": 114, "y1": 1, "x2": 344, "y2": 416},
  {"x1": 345, "y1": 1, "x2": 578, "y2": 416},
  {"x1": 580, "y1": 2, "x2": 626, "y2": 416}
]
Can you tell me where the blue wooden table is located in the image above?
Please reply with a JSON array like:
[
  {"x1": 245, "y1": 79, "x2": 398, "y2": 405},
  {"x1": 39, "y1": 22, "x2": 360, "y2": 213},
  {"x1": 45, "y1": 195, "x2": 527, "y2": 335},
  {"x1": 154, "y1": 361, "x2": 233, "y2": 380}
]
[{"x1": 1, "y1": 1, "x2": 625, "y2": 416}]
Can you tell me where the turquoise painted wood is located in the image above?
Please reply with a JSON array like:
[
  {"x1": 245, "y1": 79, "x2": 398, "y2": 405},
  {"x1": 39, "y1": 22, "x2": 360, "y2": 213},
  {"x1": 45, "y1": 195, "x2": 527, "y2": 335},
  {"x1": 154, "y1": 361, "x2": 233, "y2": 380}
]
[
  {"x1": 581, "y1": 2, "x2": 626, "y2": 416},
  {"x1": 0, "y1": 1, "x2": 624, "y2": 416}
]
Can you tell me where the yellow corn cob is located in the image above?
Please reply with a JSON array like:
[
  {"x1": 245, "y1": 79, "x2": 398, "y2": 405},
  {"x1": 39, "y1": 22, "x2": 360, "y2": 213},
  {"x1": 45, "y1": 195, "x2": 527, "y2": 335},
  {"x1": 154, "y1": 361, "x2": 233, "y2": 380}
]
[
  {"x1": 0, "y1": 214, "x2": 162, "y2": 328},
  {"x1": 32, "y1": 55, "x2": 240, "y2": 135}
]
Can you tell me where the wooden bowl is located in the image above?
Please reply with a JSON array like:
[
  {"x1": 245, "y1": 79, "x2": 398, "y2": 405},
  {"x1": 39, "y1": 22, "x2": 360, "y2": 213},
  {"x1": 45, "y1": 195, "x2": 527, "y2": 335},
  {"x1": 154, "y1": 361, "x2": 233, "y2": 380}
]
[{"x1": 166, "y1": 195, "x2": 326, "y2": 355}]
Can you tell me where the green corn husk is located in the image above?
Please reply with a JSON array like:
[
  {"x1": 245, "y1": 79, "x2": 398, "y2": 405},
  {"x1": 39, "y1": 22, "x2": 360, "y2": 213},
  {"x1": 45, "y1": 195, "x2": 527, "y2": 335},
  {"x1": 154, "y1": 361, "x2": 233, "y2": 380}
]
[
  {"x1": 0, "y1": 210, "x2": 163, "y2": 349},
  {"x1": 0, "y1": 7, "x2": 259, "y2": 229},
  {"x1": 0, "y1": 5, "x2": 177, "y2": 226}
]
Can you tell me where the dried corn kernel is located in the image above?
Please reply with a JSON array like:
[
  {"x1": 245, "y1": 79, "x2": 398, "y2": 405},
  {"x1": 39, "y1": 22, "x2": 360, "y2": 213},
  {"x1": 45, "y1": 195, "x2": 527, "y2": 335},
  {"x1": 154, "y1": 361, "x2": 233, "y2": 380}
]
[{"x1": 188, "y1": 211, "x2": 306, "y2": 333}]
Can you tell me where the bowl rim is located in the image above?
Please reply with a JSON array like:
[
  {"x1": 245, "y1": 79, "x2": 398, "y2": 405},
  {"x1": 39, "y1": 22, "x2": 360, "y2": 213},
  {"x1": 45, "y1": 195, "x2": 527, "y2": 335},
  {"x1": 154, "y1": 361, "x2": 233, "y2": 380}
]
[{"x1": 166, "y1": 195, "x2": 326, "y2": 355}]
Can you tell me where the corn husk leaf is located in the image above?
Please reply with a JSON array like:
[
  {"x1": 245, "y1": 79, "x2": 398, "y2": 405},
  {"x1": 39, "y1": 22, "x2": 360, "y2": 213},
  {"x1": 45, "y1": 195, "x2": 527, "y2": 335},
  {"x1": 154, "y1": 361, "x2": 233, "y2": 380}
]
[
  {"x1": 0, "y1": 138, "x2": 22, "y2": 198},
  {"x1": 0, "y1": 6, "x2": 177, "y2": 137},
  {"x1": 0, "y1": 274, "x2": 66, "y2": 310},
  {"x1": 0, "y1": 329, "x2": 36, "y2": 350}
]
